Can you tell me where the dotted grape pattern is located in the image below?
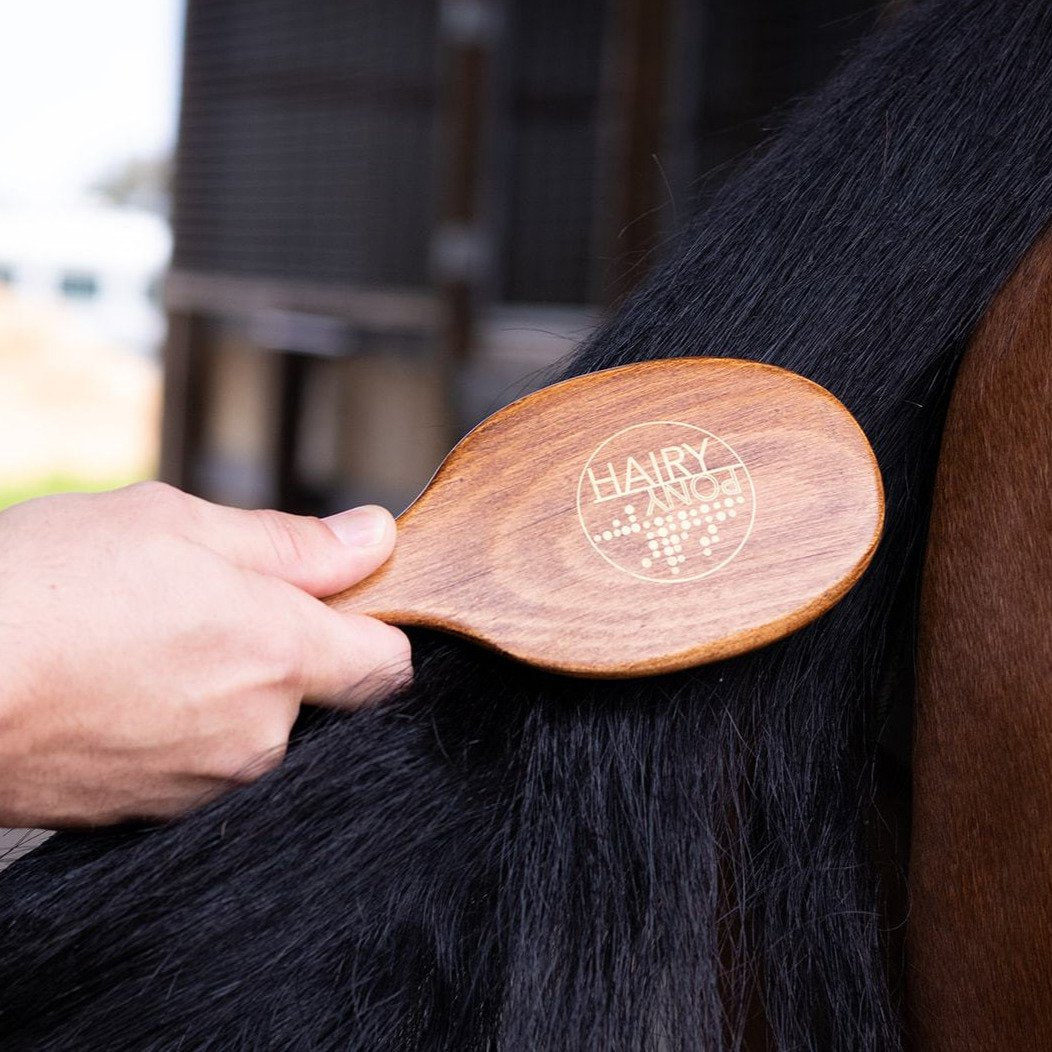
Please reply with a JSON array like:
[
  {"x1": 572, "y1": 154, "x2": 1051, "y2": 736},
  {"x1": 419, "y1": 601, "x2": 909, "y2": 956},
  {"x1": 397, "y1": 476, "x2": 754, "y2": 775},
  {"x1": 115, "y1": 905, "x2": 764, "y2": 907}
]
[{"x1": 590, "y1": 495, "x2": 748, "y2": 577}]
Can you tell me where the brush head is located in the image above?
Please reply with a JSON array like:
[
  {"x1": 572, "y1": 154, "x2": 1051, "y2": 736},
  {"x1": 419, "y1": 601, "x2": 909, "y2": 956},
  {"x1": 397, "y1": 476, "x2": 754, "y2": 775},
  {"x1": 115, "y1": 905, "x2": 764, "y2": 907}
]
[{"x1": 329, "y1": 358, "x2": 884, "y2": 677}]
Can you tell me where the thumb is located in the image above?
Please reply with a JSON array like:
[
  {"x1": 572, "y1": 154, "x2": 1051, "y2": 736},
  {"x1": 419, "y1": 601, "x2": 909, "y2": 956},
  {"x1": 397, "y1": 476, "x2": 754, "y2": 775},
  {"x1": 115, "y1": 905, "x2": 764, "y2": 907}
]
[{"x1": 184, "y1": 501, "x2": 397, "y2": 597}]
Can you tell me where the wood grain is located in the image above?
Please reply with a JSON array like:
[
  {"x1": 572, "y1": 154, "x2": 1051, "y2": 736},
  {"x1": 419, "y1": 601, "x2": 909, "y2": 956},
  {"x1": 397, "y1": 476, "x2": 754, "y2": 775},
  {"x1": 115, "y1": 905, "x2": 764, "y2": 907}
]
[
  {"x1": 908, "y1": 227, "x2": 1052, "y2": 1047},
  {"x1": 328, "y1": 357, "x2": 884, "y2": 677}
]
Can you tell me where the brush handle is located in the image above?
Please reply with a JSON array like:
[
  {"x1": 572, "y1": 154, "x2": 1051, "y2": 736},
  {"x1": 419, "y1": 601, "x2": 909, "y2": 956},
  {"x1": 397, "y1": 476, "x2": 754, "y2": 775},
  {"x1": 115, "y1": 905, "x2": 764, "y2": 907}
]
[{"x1": 328, "y1": 508, "x2": 449, "y2": 627}]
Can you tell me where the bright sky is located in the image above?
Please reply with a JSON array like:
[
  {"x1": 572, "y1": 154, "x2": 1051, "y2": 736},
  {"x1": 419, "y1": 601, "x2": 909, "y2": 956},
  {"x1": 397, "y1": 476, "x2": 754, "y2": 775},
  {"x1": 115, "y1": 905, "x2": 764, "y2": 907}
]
[{"x1": 0, "y1": 1, "x2": 184, "y2": 204}]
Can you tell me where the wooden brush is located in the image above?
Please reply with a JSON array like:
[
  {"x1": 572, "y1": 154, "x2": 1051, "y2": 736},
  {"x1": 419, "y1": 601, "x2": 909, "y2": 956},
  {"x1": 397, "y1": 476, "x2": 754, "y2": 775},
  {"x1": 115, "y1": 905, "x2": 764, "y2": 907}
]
[{"x1": 328, "y1": 358, "x2": 883, "y2": 677}]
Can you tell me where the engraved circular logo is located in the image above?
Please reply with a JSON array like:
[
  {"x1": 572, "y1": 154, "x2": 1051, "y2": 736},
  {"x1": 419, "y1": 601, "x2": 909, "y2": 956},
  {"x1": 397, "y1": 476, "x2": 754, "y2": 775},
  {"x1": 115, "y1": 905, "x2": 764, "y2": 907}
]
[{"x1": 576, "y1": 420, "x2": 756, "y2": 583}]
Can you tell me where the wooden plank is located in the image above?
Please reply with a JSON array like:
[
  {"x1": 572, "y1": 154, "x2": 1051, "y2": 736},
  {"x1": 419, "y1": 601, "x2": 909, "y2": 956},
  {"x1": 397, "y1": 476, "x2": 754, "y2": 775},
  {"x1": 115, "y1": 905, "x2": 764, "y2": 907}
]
[{"x1": 164, "y1": 271, "x2": 443, "y2": 336}]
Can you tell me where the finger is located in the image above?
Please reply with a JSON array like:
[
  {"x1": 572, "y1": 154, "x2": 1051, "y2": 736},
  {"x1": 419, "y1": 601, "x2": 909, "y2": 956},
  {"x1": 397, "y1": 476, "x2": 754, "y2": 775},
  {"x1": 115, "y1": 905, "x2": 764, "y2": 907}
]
[
  {"x1": 179, "y1": 497, "x2": 397, "y2": 597},
  {"x1": 268, "y1": 577, "x2": 414, "y2": 707}
]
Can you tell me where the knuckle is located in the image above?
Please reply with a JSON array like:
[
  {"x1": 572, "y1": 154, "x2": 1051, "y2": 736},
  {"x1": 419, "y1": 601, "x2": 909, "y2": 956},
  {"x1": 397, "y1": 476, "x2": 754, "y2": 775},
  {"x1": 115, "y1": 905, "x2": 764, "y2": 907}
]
[
  {"x1": 253, "y1": 509, "x2": 327, "y2": 569},
  {"x1": 351, "y1": 624, "x2": 412, "y2": 696},
  {"x1": 242, "y1": 725, "x2": 290, "y2": 775},
  {"x1": 268, "y1": 623, "x2": 311, "y2": 690},
  {"x1": 123, "y1": 480, "x2": 184, "y2": 516},
  {"x1": 381, "y1": 629, "x2": 413, "y2": 677},
  {"x1": 139, "y1": 530, "x2": 188, "y2": 565},
  {"x1": 210, "y1": 725, "x2": 290, "y2": 785}
]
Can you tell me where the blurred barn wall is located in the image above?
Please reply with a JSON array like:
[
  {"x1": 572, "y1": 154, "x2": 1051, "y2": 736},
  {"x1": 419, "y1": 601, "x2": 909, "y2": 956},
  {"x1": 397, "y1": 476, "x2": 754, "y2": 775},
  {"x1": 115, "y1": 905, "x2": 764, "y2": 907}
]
[{"x1": 162, "y1": 0, "x2": 881, "y2": 515}]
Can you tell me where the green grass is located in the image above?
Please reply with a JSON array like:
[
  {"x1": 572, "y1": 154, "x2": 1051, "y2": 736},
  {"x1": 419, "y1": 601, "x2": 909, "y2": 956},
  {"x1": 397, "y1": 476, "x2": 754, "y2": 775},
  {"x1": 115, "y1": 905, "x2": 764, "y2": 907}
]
[{"x1": 0, "y1": 473, "x2": 147, "y2": 511}]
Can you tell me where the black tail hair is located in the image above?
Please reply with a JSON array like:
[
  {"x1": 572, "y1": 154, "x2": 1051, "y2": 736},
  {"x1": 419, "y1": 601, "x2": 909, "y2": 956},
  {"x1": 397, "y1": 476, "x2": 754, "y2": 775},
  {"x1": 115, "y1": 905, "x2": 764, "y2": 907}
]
[{"x1": 3, "y1": 1, "x2": 1052, "y2": 1048}]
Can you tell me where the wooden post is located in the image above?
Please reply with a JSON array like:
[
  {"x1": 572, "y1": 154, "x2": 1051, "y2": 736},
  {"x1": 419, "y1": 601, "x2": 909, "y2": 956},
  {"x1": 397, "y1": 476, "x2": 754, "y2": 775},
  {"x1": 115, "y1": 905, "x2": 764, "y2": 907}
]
[
  {"x1": 159, "y1": 310, "x2": 207, "y2": 490},
  {"x1": 596, "y1": 0, "x2": 671, "y2": 307},
  {"x1": 434, "y1": 0, "x2": 499, "y2": 440}
]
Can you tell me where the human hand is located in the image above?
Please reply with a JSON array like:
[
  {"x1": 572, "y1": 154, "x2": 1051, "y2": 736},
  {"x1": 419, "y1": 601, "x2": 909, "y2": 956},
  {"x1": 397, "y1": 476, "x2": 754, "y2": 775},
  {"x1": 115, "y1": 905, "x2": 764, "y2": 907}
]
[{"x1": 0, "y1": 482, "x2": 411, "y2": 828}]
